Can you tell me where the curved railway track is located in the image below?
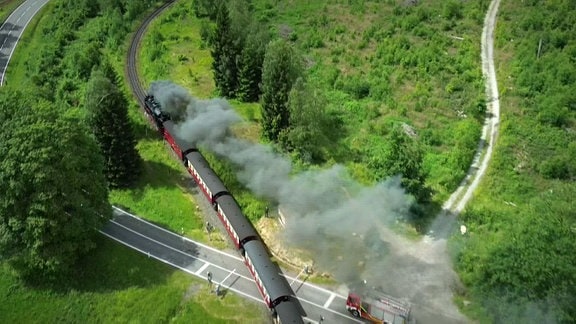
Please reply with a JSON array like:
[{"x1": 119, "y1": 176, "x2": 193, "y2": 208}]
[{"x1": 126, "y1": 0, "x2": 175, "y2": 106}]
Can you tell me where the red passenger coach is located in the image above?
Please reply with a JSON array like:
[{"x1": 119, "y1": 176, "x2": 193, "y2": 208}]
[
  {"x1": 184, "y1": 151, "x2": 228, "y2": 204},
  {"x1": 243, "y1": 241, "x2": 272, "y2": 307},
  {"x1": 215, "y1": 195, "x2": 259, "y2": 249},
  {"x1": 242, "y1": 240, "x2": 300, "y2": 309},
  {"x1": 162, "y1": 120, "x2": 196, "y2": 161}
]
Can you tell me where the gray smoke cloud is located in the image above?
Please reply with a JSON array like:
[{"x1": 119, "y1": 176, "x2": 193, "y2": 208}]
[{"x1": 149, "y1": 81, "x2": 468, "y2": 323}]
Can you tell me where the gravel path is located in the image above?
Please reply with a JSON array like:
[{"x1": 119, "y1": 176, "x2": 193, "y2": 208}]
[{"x1": 443, "y1": 0, "x2": 502, "y2": 216}]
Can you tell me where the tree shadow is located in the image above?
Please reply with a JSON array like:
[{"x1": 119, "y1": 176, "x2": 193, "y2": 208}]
[
  {"x1": 15, "y1": 236, "x2": 168, "y2": 293},
  {"x1": 321, "y1": 109, "x2": 350, "y2": 163},
  {"x1": 121, "y1": 158, "x2": 190, "y2": 200},
  {"x1": 0, "y1": 22, "x2": 23, "y2": 81},
  {"x1": 131, "y1": 116, "x2": 163, "y2": 142},
  {"x1": 410, "y1": 199, "x2": 447, "y2": 236}
]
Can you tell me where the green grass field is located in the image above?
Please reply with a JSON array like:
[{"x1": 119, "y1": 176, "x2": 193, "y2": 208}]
[{"x1": 0, "y1": 237, "x2": 266, "y2": 323}]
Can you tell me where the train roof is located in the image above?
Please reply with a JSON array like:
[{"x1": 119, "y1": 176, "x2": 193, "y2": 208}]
[
  {"x1": 243, "y1": 240, "x2": 297, "y2": 304},
  {"x1": 162, "y1": 120, "x2": 196, "y2": 153},
  {"x1": 185, "y1": 151, "x2": 228, "y2": 196},
  {"x1": 275, "y1": 299, "x2": 306, "y2": 324},
  {"x1": 215, "y1": 195, "x2": 259, "y2": 243}
]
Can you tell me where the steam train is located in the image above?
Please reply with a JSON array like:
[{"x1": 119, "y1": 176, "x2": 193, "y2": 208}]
[{"x1": 143, "y1": 95, "x2": 306, "y2": 324}]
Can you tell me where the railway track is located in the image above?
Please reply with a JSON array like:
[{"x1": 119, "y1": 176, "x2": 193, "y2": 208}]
[{"x1": 126, "y1": 0, "x2": 175, "y2": 106}]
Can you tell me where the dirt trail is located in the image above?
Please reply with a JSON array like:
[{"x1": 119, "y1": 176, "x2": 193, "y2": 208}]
[{"x1": 443, "y1": 0, "x2": 502, "y2": 216}]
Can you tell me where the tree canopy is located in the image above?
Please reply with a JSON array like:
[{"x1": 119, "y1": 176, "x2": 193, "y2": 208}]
[
  {"x1": 237, "y1": 22, "x2": 269, "y2": 102},
  {"x1": 367, "y1": 125, "x2": 430, "y2": 202},
  {"x1": 280, "y1": 78, "x2": 332, "y2": 163},
  {"x1": 85, "y1": 70, "x2": 141, "y2": 188},
  {"x1": 0, "y1": 91, "x2": 112, "y2": 280},
  {"x1": 260, "y1": 39, "x2": 302, "y2": 142},
  {"x1": 210, "y1": 2, "x2": 241, "y2": 98}
]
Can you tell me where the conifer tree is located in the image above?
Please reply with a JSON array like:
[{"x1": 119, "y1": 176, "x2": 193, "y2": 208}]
[
  {"x1": 238, "y1": 23, "x2": 269, "y2": 102},
  {"x1": 210, "y1": 3, "x2": 240, "y2": 98},
  {"x1": 85, "y1": 70, "x2": 141, "y2": 188},
  {"x1": 261, "y1": 39, "x2": 302, "y2": 141},
  {"x1": 281, "y1": 78, "x2": 331, "y2": 162}
]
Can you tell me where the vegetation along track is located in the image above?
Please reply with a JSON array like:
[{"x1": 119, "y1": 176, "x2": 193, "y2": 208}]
[{"x1": 126, "y1": 0, "x2": 175, "y2": 105}]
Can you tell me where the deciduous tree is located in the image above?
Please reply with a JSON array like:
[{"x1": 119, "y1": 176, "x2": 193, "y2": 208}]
[
  {"x1": 368, "y1": 125, "x2": 430, "y2": 202},
  {"x1": 280, "y1": 78, "x2": 331, "y2": 163},
  {"x1": 0, "y1": 91, "x2": 112, "y2": 280}
]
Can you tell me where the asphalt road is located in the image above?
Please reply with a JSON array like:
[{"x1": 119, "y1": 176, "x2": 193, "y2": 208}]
[
  {"x1": 0, "y1": 0, "x2": 49, "y2": 86},
  {"x1": 102, "y1": 207, "x2": 362, "y2": 324}
]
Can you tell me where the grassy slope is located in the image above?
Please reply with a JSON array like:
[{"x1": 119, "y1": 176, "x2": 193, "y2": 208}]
[
  {"x1": 1, "y1": 2, "x2": 266, "y2": 323},
  {"x1": 6, "y1": 1, "x2": 215, "y2": 243},
  {"x1": 0, "y1": 0, "x2": 24, "y2": 22}
]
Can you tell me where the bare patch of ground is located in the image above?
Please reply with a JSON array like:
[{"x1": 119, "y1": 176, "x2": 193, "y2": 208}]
[{"x1": 256, "y1": 217, "x2": 313, "y2": 271}]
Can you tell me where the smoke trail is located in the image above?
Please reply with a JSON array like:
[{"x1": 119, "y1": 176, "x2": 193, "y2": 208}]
[{"x1": 149, "y1": 81, "x2": 467, "y2": 323}]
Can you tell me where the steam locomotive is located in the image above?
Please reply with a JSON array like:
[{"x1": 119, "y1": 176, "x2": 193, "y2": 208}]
[{"x1": 143, "y1": 95, "x2": 306, "y2": 324}]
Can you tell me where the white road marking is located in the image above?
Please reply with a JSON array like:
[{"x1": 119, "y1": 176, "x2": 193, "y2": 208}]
[
  {"x1": 109, "y1": 219, "x2": 255, "y2": 282},
  {"x1": 324, "y1": 293, "x2": 336, "y2": 308},
  {"x1": 113, "y1": 205, "x2": 350, "y2": 300},
  {"x1": 103, "y1": 219, "x2": 361, "y2": 322},
  {"x1": 195, "y1": 262, "x2": 210, "y2": 275},
  {"x1": 1, "y1": 0, "x2": 50, "y2": 86},
  {"x1": 99, "y1": 230, "x2": 265, "y2": 305},
  {"x1": 112, "y1": 206, "x2": 243, "y2": 261},
  {"x1": 0, "y1": 0, "x2": 31, "y2": 33}
]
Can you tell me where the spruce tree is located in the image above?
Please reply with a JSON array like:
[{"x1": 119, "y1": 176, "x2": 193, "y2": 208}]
[
  {"x1": 238, "y1": 23, "x2": 269, "y2": 102},
  {"x1": 211, "y1": 3, "x2": 240, "y2": 98},
  {"x1": 261, "y1": 39, "x2": 302, "y2": 142},
  {"x1": 85, "y1": 70, "x2": 141, "y2": 188}
]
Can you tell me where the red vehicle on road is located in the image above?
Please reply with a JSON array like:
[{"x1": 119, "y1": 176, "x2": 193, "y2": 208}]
[{"x1": 346, "y1": 292, "x2": 412, "y2": 324}]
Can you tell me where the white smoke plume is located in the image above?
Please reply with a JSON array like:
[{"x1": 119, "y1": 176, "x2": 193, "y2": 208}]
[{"x1": 149, "y1": 81, "x2": 467, "y2": 323}]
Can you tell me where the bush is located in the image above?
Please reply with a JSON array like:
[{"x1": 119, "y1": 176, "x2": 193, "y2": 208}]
[{"x1": 343, "y1": 77, "x2": 371, "y2": 99}]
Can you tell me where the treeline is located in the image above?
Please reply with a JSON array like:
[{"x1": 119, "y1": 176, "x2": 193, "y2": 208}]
[
  {"x1": 456, "y1": 1, "x2": 576, "y2": 322},
  {"x1": 0, "y1": 0, "x2": 158, "y2": 281},
  {"x1": 194, "y1": 0, "x2": 431, "y2": 203}
]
